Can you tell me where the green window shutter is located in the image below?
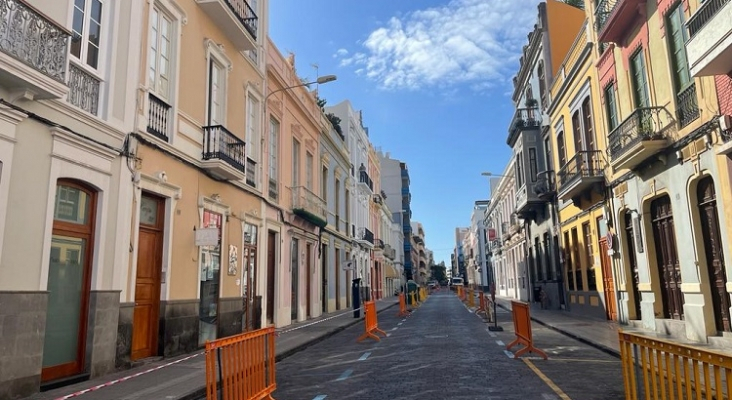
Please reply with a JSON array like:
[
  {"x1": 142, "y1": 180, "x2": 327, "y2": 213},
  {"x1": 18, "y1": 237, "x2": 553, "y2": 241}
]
[
  {"x1": 605, "y1": 85, "x2": 618, "y2": 131},
  {"x1": 631, "y1": 52, "x2": 650, "y2": 108},
  {"x1": 667, "y1": 5, "x2": 691, "y2": 90}
]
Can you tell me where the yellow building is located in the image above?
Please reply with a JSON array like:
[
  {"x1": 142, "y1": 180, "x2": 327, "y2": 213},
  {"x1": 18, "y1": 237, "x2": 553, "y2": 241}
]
[
  {"x1": 125, "y1": 0, "x2": 268, "y2": 364},
  {"x1": 587, "y1": 0, "x2": 727, "y2": 343},
  {"x1": 548, "y1": 20, "x2": 616, "y2": 320}
]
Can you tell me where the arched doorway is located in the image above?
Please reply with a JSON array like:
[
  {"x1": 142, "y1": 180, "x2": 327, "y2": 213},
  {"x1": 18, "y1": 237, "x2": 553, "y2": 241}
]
[
  {"x1": 42, "y1": 180, "x2": 97, "y2": 382},
  {"x1": 650, "y1": 195, "x2": 684, "y2": 320},
  {"x1": 696, "y1": 177, "x2": 731, "y2": 332}
]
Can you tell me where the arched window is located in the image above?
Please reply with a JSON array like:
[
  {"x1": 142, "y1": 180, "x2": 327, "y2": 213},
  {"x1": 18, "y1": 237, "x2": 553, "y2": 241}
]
[
  {"x1": 557, "y1": 131, "x2": 567, "y2": 167},
  {"x1": 42, "y1": 180, "x2": 97, "y2": 382}
]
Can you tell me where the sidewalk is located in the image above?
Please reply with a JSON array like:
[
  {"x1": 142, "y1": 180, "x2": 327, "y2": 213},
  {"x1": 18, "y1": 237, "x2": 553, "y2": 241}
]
[
  {"x1": 25, "y1": 298, "x2": 398, "y2": 400},
  {"x1": 494, "y1": 296, "x2": 622, "y2": 357}
]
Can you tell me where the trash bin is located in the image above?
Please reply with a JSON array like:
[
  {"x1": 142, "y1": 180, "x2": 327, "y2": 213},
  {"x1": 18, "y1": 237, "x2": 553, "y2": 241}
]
[{"x1": 406, "y1": 280, "x2": 418, "y2": 305}]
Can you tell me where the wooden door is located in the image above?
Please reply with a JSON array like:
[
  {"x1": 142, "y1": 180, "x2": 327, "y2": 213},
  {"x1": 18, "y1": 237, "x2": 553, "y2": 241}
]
[
  {"x1": 132, "y1": 194, "x2": 164, "y2": 360},
  {"x1": 242, "y1": 245, "x2": 256, "y2": 331},
  {"x1": 335, "y1": 249, "x2": 341, "y2": 309},
  {"x1": 599, "y1": 238, "x2": 617, "y2": 320},
  {"x1": 322, "y1": 244, "x2": 328, "y2": 313},
  {"x1": 266, "y1": 231, "x2": 276, "y2": 324},
  {"x1": 697, "y1": 178, "x2": 731, "y2": 332},
  {"x1": 651, "y1": 196, "x2": 684, "y2": 320},
  {"x1": 306, "y1": 243, "x2": 312, "y2": 318},
  {"x1": 624, "y1": 212, "x2": 642, "y2": 319}
]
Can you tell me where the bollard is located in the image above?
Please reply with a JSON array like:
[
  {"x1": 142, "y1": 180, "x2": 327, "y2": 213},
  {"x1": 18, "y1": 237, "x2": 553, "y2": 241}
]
[
  {"x1": 410, "y1": 292, "x2": 418, "y2": 307},
  {"x1": 352, "y1": 278, "x2": 361, "y2": 318}
]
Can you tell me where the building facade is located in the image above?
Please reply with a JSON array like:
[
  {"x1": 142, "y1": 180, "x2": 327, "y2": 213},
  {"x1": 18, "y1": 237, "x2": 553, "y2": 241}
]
[
  {"x1": 587, "y1": 0, "x2": 730, "y2": 342},
  {"x1": 0, "y1": 0, "x2": 144, "y2": 396}
]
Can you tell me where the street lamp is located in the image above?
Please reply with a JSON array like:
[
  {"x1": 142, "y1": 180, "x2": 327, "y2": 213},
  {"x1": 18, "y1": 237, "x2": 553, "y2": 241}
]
[{"x1": 266, "y1": 74, "x2": 337, "y2": 101}]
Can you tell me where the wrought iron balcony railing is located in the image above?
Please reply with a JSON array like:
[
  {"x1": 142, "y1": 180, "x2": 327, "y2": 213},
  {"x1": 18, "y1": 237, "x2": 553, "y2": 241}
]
[
  {"x1": 510, "y1": 107, "x2": 541, "y2": 132},
  {"x1": 148, "y1": 93, "x2": 171, "y2": 141},
  {"x1": 558, "y1": 150, "x2": 606, "y2": 188},
  {"x1": 224, "y1": 0, "x2": 258, "y2": 39},
  {"x1": 594, "y1": 0, "x2": 618, "y2": 34},
  {"x1": 359, "y1": 170, "x2": 373, "y2": 191},
  {"x1": 608, "y1": 107, "x2": 671, "y2": 161},
  {"x1": 67, "y1": 63, "x2": 100, "y2": 115},
  {"x1": 676, "y1": 83, "x2": 700, "y2": 129},
  {"x1": 687, "y1": 0, "x2": 731, "y2": 37},
  {"x1": 202, "y1": 125, "x2": 247, "y2": 172},
  {"x1": 359, "y1": 228, "x2": 374, "y2": 244},
  {"x1": 533, "y1": 170, "x2": 556, "y2": 200},
  {"x1": 245, "y1": 158, "x2": 256, "y2": 187},
  {"x1": 268, "y1": 179, "x2": 278, "y2": 201},
  {"x1": 375, "y1": 238, "x2": 385, "y2": 249},
  {"x1": 0, "y1": 0, "x2": 70, "y2": 82}
]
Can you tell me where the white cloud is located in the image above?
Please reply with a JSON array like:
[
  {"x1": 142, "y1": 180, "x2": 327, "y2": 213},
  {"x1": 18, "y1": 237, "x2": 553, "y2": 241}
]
[
  {"x1": 338, "y1": 0, "x2": 540, "y2": 92},
  {"x1": 333, "y1": 48, "x2": 349, "y2": 58}
]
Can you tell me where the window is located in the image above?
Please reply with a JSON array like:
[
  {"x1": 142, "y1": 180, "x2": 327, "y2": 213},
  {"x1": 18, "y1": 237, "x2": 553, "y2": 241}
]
[
  {"x1": 322, "y1": 166, "x2": 328, "y2": 201},
  {"x1": 306, "y1": 152, "x2": 313, "y2": 190},
  {"x1": 268, "y1": 119, "x2": 279, "y2": 183},
  {"x1": 345, "y1": 189, "x2": 350, "y2": 225},
  {"x1": 572, "y1": 111, "x2": 582, "y2": 152},
  {"x1": 557, "y1": 131, "x2": 567, "y2": 167},
  {"x1": 604, "y1": 84, "x2": 619, "y2": 131},
  {"x1": 583, "y1": 222, "x2": 593, "y2": 267},
  {"x1": 335, "y1": 179, "x2": 341, "y2": 230},
  {"x1": 538, "y1": 62, "x2": 547, "y2": 108},
  {"x1": 71, "y1": 0, "x2": 103, "y2": 69},
  {"x1": 515, "y1": 151, "x2": 524, "y2": 187},
  {"x1": 245, "y1": 0, "x2": 259, "y2": 63},
  {"x1": 292, "y1": 139, "x2": 300, "y2": 187},
  {"x1": 572, "y1": 227, "x2": 583, "y2": 291},
  {"x1": 529, "y1": 148, "x2": 538, "y2": 182},
  {"x1": 666, "y1": 5, "x2": 691, "y2": 92},
  {"x1": 207, "y1": 59, "x2": 225, "y2": 125},
  {"x1": 543, "y1": 136, "x2": 552, "y2": 171},
  {"x1": 149, "y1": 6, "x2": 173, "y2": 99},
  {"x1": 246, "y1": 97, "x2": 260, "y2": 162},
  {"x1": 630, "y1": 50, "x2": 650, "y2": 108},
  {"x1": 581, "y1": 98, "x2": 595, "y2": 151},
  {"x1": 564, "y1": 231, "x2": 574, "y2": 290}
]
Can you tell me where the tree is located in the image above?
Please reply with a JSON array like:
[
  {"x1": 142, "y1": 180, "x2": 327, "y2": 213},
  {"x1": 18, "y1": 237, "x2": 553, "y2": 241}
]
[
  {"x1": 563, "y1": 0, "x2": 584, "y2": 9},
  {"x1": 430, "y1": 264, "x2": 447, "y2": 283},
  {"x1": 325, "y1": 113, "x2": 343, "y2": 136}
]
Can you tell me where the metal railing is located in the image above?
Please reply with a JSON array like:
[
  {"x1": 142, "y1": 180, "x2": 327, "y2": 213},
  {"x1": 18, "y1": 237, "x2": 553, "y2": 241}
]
[
  {"x1": 511, "y1": 107, "x2": 541, "y2": 131},
  {"x1": 245, "y1": 158, "x2": 256, "y2": 186},
  {"x1": 202, "y1": 125, "x2": 246, "y2": 172},
  {"x1": 594, "y1": 0, "x2": 620, "y2": 34},
  {"x1": 375, "y1": 238, "x2": 385, "y2": 249},
  {"x1": 223, "y1": 0, "x2": 258, "y2": 39},
  {"x1": 268, "y1": 179, "x2": 278, "y2": 201},
  {"x1": 534, "y1": 170, "x2": 556, "y2": 198},
  {"x1": 619, "y1": 330, "x2": 732, "y2": 399},
  {"x1": 360, "y1": 228, "x2": 374, "y2": 244},
  {"x1": 557, "y1": 150, "x2": 605, "y2": 187},
  {"x1": 676, "y1": 82, "x2": 700, "y2": 129},
  {"x1": 687, "y1": 0, "x2": 731, "y2": 37},
  {"x1": 67, "y1": 63, "x2": 100, "y2": 115},
  {"x1": 608, "y1": 107, "x2": 671, "y2": 161},
  {"x1": 0, "y1": 0, "x2": 69, "y2": 82},
  {"x1": 359, "y1": 170, "x2": 373, "y2": 191},
  {"x1": 290, "y1": 186, "x2": 326, "y2": 220},
  {"x1": 147, "y1": 93, "x2": 171, "y2": 141}
]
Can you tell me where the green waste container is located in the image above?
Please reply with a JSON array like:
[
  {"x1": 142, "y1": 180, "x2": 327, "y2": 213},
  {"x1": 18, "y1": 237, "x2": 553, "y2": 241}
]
[{"x1": 406, "y1": 280, "x2": 418, "y2": 305}]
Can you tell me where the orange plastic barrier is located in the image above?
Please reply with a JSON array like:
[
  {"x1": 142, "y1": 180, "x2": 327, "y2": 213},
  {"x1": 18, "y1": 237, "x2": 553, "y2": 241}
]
[
  {"x1": 396, "y1": 293, "x2": 409, "y2": 317},
  {"x1": 506, "y1": 301, "x2": 547, "y2": 359},
  {"x1": 476, "y1": 292, "x2": 487, "y2": 314},
  {"x1": 357, "y1": 300, "x2": 387, "y2": 342},
  {"x1": 205, "y1": 326, "x2": 276, "y2": 400}
]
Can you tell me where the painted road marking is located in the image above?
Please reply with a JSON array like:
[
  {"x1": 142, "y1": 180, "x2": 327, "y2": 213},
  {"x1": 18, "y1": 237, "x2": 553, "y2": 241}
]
[
  {"x1": 358, "y1": 352, "x2": 371, "y2": 361},
  {"x1": 401, "y1": 319, "x2": 407, "y2": 322},
  {"x1": 391, "y1": 327, "x2": 398, "y2": 331},
  {"x1": 524, "y1": 359, "x2": 572, "y2": 400},
  {"x1": 387, "y1": 333, "x2": 392, "y2": 337},
  {"x1": 496, "y1": 340, "x2": 505, "y2": 346},
  {"x1": 542, "y1": 394, "x2": 560, "y2": 400},
  {"x1": 487, "y1": 331, "x2": 497, "y2": 338},
  {"x1": 504, "y1": 350, "x2": 515, "y2": 359},
  {"x1": 397, "y1": 322, "x2": 403, "y2": 326},
  {"x1": 336, "y1": 369, "x2": 353, "y2": 381},
  {"x1": 313, "y1": 396, "x2": 328, "y2": 400}
]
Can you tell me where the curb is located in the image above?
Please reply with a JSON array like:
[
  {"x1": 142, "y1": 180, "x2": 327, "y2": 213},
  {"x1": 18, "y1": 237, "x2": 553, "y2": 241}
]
[
  {"x1": 179, "y1": 301, "x2": 399, "y2": 400},
  {"x1": 496, "y1": 302, "x2": 620, "y2": 359}
]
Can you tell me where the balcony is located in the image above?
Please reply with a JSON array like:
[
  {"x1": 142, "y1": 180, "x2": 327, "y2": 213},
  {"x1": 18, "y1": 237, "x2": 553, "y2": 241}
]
[
  {"x1": 686, "y1": 0, "x2": 732, "y2": 77},
  {"x1": 607, "y1": 107, "x2": 673, "y2": 171},
  {"x1": 0, "y1": 0, "x2": 70, "y2": 99},
  {"x1": 245, "y1": 158, "x2": 256, "y2": 187},
  {"x1": 290, "y1": 186, "x2": 327, "y2": 228},
  {"x1": 196, "y1": 0, "x2": 257, "y2": 51},
  {"x1": 375, "y1": 238, "x2": 385, "y2": 249},
  {"x1": 594, "y1": 0, "x2": 644, "y2": 44},
  {"x1": 202, "y1": 125, "x2": 246, "y2": 180},
  {"x1": 358, "y1": 170, "x2": 374, "y2": 192},
  {"x1": 268, "y1": 179, "x2": 279, "y2": 201},
  {"x1": 557, "y1": 150, "x2": 606, "y2": 202},
  {"x1": 147, "y1": 93, "x2": 172, "y2": 141},
  {"x1": 533, "y1": 170, "x2": 556, "y2": 201},
  {"x1": 358, "y1": 228, "x2": 374, "y2": 245},
  {"x1": 675, "y1": 83, "x2": 700, "y2": 129},
  {"x1": 507, "y1": 107, "x2": 541, "y2": 146}
]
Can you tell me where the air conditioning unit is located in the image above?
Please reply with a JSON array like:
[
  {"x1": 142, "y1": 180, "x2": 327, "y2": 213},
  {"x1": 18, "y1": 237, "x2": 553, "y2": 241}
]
[{"x1": 720, "y1": 115, "x2": 732, "y2": 131}]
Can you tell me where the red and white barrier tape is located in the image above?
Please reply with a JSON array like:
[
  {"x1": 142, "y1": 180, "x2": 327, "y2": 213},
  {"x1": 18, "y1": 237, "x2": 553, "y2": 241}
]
[{"x1": 275, "y1": 306, "x2": 363, "y2": 336}]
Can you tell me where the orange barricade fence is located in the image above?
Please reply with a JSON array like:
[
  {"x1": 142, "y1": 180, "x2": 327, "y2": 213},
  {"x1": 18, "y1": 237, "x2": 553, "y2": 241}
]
[
  {"x1": 476, "y1": 292, "x2": 487, "y2": 314},
  {"x1": 619, "y1": 330, "x2": 732, "y2": 400},
  {"x1": 467, "y1": 288, "x2": 475, "y2": 308},
  {"x1": 506, "y1": 301, "x2": 547, "y2": 359},
  {"x1": 205, "y1": 326, "x2": 276, "y2": 400},
  {"x1": 357, "y1": 300, "x2": 387, "y2": 342},
  {"x1": 396, "y1": 293, "x2": 409, "y2": 317}
]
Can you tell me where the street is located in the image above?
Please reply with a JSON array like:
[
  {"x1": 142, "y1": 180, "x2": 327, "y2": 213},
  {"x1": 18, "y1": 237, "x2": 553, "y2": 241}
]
[{"x1": 274, "y1": 291, "x2": 625, "y2": 399}]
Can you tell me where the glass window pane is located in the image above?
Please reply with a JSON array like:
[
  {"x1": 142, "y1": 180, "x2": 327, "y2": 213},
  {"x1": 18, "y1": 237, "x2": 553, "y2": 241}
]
[
  {"x1": 54, "y1": 185, "x2": 90, "y2": 224},
  {"x1": 42, "y1": 236, "x2": 86, "y2": 367},
  {"x1": 90, "y1": 0, "x2": 102, "y2": 21},
  {"x1": 139, "y1": 196, "x2": 158, "y2": 225}
]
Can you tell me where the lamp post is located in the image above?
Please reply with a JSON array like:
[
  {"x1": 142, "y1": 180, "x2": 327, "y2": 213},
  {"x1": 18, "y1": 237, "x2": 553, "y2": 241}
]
[
  {"x1": 481, "y1": 172, "x2": 507, "y2": 331},
  {"x1": 265, "y1": 74, "x2": 337, "y2": 102}
]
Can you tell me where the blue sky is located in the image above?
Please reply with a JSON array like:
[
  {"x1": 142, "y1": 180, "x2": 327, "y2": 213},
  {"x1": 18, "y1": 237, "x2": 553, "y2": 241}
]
[{"x1": 269, "y1": 0, "x2": 541, "y2": 265}]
